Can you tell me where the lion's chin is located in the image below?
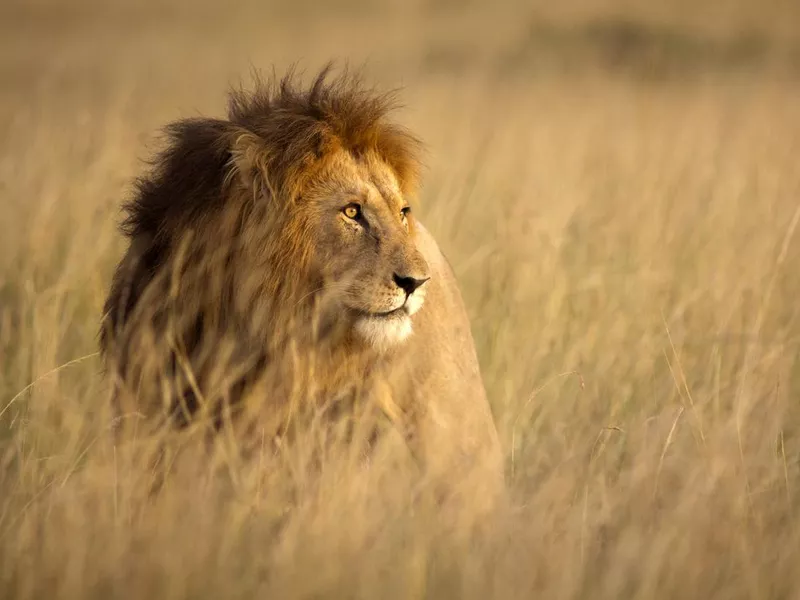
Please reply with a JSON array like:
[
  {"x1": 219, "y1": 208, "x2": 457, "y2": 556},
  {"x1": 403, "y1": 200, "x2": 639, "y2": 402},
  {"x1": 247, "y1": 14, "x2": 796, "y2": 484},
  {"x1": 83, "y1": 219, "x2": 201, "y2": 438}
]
[{"x1": 353, "y1": 310, "x2": 413, "y2": 353}]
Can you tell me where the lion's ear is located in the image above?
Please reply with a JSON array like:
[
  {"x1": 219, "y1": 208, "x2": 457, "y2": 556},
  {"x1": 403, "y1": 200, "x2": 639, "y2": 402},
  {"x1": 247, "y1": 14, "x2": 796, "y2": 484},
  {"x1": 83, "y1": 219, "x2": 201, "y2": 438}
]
[{"x1": 229, "y1": 130, "x2": 273, "y2": 195}]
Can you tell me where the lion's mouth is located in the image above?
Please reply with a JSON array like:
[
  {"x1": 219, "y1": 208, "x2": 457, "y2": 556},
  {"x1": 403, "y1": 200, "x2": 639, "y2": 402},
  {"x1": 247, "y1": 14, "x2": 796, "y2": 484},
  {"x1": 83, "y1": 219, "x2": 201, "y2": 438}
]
[{"x1": 350, "y1": 305, "x2": 409, "y2": 320}]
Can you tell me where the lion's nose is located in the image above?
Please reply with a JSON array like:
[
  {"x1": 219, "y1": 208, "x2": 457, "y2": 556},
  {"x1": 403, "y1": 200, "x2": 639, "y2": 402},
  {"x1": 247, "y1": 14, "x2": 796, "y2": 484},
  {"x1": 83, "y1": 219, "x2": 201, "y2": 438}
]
[{"x1": 393, "y1": 273, "x2": 430, "y2": 296}]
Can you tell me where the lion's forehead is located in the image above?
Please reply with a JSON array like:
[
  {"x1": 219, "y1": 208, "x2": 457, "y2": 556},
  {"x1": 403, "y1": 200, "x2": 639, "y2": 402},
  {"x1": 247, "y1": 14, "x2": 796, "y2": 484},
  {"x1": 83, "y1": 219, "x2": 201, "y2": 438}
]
[
  {"x1": 365, "y1": 159, "x2": 402, "y2": 198},
  {"x1": 366, "y1": 169, "x2": 405, "y2": 213},
  {"x1": 329, "y1": 151, "x2": 403, "y2": 208}
]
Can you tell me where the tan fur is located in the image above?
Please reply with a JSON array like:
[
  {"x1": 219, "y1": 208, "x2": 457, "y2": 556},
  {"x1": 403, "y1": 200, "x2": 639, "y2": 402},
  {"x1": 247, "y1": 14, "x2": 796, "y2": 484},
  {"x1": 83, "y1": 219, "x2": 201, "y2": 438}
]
[{"x1": 99, "y1": 65, "x2": 503, "y2": 505}]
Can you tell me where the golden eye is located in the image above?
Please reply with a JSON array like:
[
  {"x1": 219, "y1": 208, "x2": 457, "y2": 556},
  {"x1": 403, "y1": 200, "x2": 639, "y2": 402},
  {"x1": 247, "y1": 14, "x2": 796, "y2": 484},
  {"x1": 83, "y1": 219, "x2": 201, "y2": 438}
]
[{"x1": 343, "y1": 204, "x2": 361, "y2": 220}]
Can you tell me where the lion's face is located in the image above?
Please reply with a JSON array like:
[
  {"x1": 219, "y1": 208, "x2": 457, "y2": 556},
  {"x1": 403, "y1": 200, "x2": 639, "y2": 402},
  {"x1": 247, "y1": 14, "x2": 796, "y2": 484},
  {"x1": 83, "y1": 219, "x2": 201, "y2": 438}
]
[{"x1": 299, "y1": 151, "x2": 430, "y2": 351}]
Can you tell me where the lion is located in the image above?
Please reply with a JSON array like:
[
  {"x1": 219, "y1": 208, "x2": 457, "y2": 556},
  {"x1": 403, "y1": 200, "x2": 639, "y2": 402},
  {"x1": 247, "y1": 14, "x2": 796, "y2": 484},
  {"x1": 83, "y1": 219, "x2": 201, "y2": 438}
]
[{"x1": 99, "y1": 65, "x2": 503, "y2": 503}]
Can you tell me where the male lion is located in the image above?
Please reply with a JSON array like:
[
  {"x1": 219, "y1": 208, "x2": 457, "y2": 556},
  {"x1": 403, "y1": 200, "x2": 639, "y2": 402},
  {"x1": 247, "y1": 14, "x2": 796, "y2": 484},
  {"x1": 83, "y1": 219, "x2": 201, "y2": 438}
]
[{"x1": 100, "y1": 66, "x2": 503, "y2": 501}]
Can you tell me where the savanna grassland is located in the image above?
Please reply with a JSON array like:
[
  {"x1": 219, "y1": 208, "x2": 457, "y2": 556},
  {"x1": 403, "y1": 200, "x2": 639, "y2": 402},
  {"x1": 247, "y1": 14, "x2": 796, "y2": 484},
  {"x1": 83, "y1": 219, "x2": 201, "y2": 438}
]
[{"x1": 2, "y1": 0, "x2": 800, "y2": 598}]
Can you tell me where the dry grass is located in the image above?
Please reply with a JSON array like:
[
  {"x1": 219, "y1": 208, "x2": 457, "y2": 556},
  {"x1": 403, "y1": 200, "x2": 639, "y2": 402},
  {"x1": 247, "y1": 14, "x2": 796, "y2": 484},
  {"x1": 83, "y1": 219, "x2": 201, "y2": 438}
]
[{"x1": 2, "y1": 1, "x2": 800, "y2": 598}]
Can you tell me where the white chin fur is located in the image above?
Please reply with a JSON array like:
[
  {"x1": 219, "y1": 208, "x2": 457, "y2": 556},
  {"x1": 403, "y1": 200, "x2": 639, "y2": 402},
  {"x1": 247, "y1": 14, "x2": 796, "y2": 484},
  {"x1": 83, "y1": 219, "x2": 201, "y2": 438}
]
[{"x1": 354, "y1": 313, "x2": 413, "y2": 352}]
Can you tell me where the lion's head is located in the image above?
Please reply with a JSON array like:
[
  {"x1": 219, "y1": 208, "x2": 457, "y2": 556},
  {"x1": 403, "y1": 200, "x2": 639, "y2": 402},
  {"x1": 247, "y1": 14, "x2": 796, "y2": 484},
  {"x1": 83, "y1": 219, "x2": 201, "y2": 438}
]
[
  {"x1": 104, "y1": 65, "x2": 432, "y2": 357},
  {"x1": 100, "y1": 65, "x2": 441, "y2": 428},
  {"x1": 268, "y1": 138, "x2": 431, "y2": 352}
]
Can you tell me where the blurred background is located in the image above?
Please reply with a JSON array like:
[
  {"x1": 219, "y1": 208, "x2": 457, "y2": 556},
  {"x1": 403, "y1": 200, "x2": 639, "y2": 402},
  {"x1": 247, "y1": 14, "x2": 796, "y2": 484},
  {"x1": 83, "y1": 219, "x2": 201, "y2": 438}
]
[{"x1": 2, "y1": 1, "x2": 800, "y2": 598}]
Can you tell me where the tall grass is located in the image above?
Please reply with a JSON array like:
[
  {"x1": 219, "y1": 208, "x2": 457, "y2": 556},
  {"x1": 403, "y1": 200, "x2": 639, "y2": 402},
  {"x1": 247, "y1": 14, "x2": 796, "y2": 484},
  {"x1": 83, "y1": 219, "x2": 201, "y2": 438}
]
[{"x1": 2, "y1": 1, "x2": 800, "y2": 598}]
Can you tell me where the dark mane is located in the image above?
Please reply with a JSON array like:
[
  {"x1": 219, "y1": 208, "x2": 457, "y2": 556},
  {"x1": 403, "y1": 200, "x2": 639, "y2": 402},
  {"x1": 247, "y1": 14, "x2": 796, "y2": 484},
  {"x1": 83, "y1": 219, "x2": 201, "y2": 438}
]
[{"x1": 121, "y1": 118, "x2": 234, "y2": 240}]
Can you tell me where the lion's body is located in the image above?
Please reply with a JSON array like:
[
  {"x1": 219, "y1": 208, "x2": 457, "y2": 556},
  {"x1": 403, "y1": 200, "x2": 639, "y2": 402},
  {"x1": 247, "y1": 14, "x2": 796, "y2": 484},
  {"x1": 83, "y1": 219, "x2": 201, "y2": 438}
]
[{"x1": 100, "y1": 66, "x2": 503, "y2": 500}]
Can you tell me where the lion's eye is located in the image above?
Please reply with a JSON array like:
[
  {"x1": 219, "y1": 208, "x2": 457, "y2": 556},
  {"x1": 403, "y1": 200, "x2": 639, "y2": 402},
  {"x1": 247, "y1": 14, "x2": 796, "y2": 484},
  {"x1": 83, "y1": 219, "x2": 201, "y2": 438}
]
[{"x1": 343, "y1": 204, "x2": 361, "y2": 220}]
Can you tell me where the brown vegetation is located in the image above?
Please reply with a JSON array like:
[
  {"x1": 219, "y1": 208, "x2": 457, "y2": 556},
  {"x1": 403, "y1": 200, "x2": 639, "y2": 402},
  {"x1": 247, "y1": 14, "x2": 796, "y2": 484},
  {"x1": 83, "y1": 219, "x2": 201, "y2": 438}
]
[{"x1": 2, "y1": 1, "x2": 800, "y2": 598}]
